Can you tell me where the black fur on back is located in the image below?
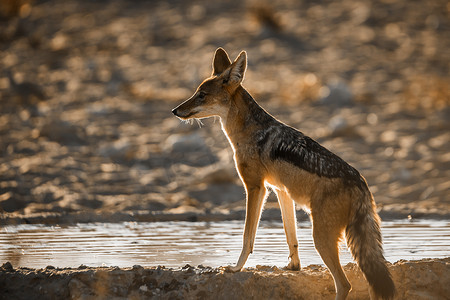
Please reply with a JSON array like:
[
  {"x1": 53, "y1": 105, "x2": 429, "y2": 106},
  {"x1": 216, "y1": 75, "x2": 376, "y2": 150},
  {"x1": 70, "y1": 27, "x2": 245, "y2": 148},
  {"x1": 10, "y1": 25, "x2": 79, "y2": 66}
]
[{"x1": 258, "y1": 125, "x2": 366, "y2": 189}]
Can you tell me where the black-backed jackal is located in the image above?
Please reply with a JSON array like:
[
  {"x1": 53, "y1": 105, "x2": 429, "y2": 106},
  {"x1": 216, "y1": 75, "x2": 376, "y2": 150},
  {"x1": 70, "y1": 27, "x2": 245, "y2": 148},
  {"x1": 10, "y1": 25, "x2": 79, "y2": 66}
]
[{"x1": 172, "y1": 48, "x2": 395, "y2": 300}]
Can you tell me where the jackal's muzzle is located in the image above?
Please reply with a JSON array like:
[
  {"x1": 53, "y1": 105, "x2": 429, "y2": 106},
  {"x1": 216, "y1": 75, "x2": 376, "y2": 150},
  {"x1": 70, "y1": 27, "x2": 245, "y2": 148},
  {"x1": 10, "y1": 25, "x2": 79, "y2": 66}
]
[{"x1": 172, "y1": 106, "x2": 197, "y2": 119}]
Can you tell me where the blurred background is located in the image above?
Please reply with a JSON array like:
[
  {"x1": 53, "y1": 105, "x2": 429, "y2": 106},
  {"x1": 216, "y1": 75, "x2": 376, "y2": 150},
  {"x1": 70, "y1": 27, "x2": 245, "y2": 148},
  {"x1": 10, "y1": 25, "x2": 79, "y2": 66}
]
[{"x1": 0, "y1": 0, "x2": 448, "y2": 224}]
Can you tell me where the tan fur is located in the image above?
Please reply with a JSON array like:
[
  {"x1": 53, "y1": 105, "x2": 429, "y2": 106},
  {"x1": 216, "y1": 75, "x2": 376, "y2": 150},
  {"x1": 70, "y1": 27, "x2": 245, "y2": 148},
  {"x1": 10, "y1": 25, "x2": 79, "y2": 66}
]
[{"x1": 172, "y1": 48, "x2": 394, "y2": 300}]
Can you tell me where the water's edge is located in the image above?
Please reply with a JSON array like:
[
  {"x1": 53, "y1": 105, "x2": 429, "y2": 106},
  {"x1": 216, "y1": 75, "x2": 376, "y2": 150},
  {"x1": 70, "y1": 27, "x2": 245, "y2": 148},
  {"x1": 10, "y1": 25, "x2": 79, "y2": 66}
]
[
  {"x1": 1, "y1": 219, "x2": 449, "y2": 269},
  {"x1": 1, "y1": 208, "x2": 449, "y2": 226}
]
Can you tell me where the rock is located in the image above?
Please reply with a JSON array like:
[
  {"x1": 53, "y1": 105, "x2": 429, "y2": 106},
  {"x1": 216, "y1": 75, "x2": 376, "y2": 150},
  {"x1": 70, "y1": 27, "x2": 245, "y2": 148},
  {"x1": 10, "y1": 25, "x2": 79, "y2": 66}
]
[
  {"x1": 320, "y1": 80, "x2": 353, "y2": 106},
  {"x1": 39, "y1": 120, "x2": 86, "y2": 145},
  {"x1": 164, "y1": 133, "x2": 217, "y2": 167},
  {"x1": 392, "y1": 167, "x2": 412, "y2": 182},
  {"x1": 200, "y1": 164, "x2": 237, "y2": 184},
  {"x1": 164, "y1": 133, "x2": 208, "y2": 153},
  {"x1": 188, "y1": 183, "x2": 244, "y2": 205},
  {"x1": 7, "y1": 70, "x2": 47, "y2": 106},
  {"x1": 1, "y1": 261, "x2": 14, "y2": 271},
  {"x1": 0, "y1": 192, "x2": 27, "y2": 212},
  {"x1": 328, "y1": 115, "x2": 354, "y2": 136},
  {"x1": 9, "y1": 140, "x2": 40, "y2": 155},
  {"x1": 98, "y1": 138, "x2": 135, "y2": 161}
]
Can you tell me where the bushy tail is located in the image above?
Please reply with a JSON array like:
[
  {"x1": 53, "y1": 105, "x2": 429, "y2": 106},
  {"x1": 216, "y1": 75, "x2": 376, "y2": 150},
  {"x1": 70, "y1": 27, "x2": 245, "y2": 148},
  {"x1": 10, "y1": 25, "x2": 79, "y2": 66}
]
[{"x1": 345, "y1": 192, "x2": 395, "y2": 300}]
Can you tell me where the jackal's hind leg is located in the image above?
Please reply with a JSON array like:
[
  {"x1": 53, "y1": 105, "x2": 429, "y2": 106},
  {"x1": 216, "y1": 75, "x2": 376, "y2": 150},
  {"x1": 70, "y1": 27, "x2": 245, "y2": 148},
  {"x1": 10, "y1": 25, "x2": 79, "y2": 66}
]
[
  {"x1": 276, "y1": 190, "x2": 300, "y2": 270},
  {"x1": 312, "y1": 218, "x2": 351, "y2": 300},
  {"x1": 228, "y1": 184, "x2": 267, "y2": 272}
]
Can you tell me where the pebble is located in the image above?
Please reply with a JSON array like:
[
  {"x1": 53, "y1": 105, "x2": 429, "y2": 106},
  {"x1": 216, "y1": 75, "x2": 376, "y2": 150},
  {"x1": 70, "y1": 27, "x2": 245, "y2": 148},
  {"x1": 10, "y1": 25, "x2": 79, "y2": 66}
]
[
  {"x1": 164, "y1": 133, "x2": 208, "y2": 153},
  {"x1": 320, "y1": 80, "x2": 353, "y2": 107},
  {"x1": 1, "y1": 261, "x2": 14, "y2": 271}
]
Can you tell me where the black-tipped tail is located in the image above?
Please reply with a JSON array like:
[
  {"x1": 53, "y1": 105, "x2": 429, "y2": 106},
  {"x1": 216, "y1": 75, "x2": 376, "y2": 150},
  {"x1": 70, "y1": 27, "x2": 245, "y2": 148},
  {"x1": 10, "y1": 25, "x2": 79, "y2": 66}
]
[
  {"x1": 363, "y1": 258, "x2": 395, "y2": 300},
  {"x1": 346, "y1": 193, "x2": 395, "y2": 300}
]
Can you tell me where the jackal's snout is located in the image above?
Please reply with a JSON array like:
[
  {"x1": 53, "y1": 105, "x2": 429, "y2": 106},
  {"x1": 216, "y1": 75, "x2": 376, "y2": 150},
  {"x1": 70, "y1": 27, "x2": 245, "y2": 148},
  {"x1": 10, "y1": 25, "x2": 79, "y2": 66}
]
[
  {"x1": 171, "y1": 100, "x2": 197, "y2": 119},
  {"x1": 171, "y1": 106, "x2": 187, "y2": 118}
]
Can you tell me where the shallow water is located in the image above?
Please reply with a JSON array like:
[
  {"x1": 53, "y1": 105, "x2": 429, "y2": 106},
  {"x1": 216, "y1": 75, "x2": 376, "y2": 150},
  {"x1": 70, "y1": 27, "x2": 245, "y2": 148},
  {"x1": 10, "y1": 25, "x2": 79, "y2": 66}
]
[{"x1": 1, "y1": 220, "x2": 449, "y2": 269}]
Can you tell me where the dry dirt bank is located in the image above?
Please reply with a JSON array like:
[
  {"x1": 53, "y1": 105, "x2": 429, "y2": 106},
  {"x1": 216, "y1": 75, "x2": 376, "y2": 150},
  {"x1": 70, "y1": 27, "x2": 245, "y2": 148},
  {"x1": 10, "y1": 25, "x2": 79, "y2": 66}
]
[{"x1": 0, "y1": 258, "x2": 449, "y2": 300}]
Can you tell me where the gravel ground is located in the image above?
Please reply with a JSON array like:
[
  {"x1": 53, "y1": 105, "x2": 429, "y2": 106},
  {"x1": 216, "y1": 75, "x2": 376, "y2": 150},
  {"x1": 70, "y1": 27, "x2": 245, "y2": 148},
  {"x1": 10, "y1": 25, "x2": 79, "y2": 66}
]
[{"x1": 0, "y1": 0, "x2": 449, "y2": 223}]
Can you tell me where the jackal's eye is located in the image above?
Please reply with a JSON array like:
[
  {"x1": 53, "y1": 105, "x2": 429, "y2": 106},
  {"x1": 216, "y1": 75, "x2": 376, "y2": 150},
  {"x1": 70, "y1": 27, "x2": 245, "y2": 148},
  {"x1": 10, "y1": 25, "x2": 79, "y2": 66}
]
[{"x1": 198, "y1": 91, "x2": 206, "y2": 99}]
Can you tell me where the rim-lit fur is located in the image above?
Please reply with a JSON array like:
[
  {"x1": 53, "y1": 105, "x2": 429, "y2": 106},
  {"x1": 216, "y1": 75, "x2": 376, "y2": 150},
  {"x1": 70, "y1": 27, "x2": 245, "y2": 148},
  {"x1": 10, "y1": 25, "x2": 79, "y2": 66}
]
[{"x1": 172, "y1": 48, "x2": 395, "y2": 300}]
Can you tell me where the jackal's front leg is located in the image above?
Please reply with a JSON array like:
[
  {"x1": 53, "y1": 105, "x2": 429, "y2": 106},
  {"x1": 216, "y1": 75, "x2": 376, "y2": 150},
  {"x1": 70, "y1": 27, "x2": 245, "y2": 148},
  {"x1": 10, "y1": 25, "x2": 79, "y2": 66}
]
[{"x1": 228, "y1": 184, "x2": 267, "y2": 272}]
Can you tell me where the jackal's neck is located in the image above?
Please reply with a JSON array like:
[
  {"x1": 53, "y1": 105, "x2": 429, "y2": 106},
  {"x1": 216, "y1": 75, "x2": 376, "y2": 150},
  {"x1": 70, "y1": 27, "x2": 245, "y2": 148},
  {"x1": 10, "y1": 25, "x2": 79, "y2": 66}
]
[{"x1": 220, "y1": 86, "x2": 274, "y2": 149}]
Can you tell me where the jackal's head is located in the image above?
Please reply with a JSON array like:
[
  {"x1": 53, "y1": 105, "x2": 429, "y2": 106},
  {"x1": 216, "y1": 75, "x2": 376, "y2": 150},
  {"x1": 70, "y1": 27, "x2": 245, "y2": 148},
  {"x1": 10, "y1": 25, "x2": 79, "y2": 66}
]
[{"x1": 172, "y1": 48, "x2": 247, "y2": 120}]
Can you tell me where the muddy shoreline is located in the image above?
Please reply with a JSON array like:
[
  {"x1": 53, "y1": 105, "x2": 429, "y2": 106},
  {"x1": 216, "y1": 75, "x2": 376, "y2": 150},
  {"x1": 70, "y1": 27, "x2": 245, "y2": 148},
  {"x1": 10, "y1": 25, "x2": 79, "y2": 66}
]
[
  {"x1": 1, "y1": 208, "x2": 450, "y2": 226},
  {"x1": 1, "y1": 258, "x2": 449, "y2": 300}
]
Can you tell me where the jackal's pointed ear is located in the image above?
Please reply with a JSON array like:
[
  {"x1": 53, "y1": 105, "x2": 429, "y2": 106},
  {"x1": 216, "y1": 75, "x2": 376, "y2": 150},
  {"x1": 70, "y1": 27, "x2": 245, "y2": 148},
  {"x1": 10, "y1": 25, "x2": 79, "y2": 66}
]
[
  {"x1": 226, "y1": 50, "x2": 247, "y2": 85},
  {"x1": 212, "y1": 48, "x2": 232, "y2": 76}
]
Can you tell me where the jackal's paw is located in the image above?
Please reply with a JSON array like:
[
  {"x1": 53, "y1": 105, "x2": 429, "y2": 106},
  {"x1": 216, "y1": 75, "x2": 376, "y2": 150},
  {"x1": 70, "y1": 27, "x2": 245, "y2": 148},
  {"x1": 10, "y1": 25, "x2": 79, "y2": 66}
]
[
  {"x1": 285, "y1": 261, "x2": 301, "y2": 271},
  {"x1": 222, "y1": 265, "x2": 242, "y2": 273}
]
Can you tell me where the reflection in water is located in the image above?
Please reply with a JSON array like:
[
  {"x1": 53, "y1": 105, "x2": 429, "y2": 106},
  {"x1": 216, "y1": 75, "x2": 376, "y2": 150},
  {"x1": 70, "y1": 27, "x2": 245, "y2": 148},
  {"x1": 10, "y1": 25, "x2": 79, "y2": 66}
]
[{"x1": 0, "y1": 220, "x2": 449, "y2": 268}]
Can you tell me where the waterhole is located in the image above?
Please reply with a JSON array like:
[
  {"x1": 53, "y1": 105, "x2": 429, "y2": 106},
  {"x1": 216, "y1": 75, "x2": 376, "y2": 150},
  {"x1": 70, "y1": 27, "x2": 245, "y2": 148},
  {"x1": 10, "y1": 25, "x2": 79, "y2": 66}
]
[{"x1": 1, "y1": 220, "x2": 448, "y2": 269}]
